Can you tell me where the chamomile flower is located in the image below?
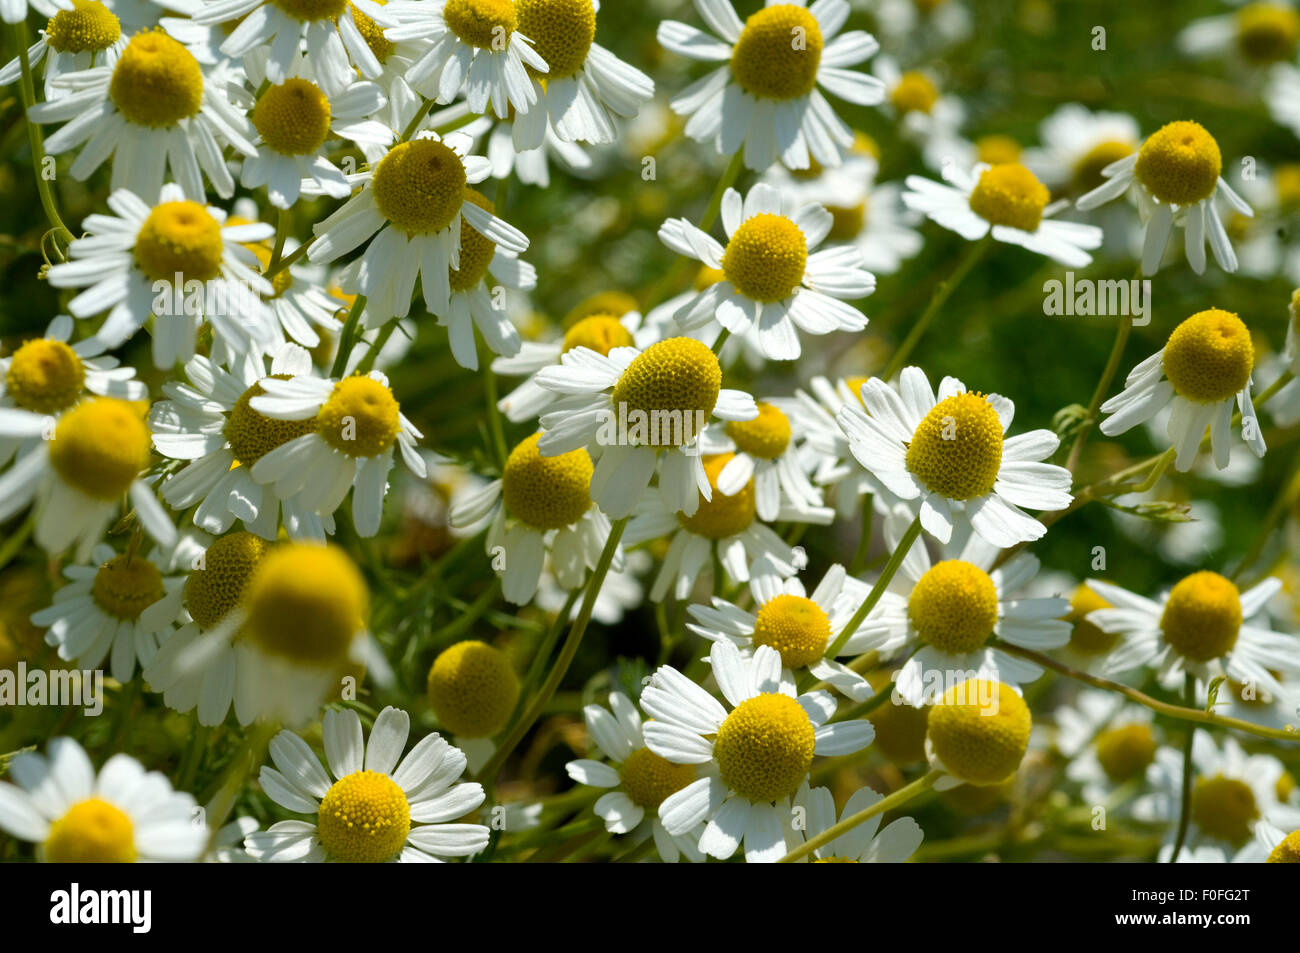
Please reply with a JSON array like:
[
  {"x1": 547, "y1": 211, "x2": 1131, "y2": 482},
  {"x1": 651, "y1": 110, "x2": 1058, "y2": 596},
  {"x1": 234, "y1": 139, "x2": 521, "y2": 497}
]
[
  {"x1": 925, "y1": 678, "x2": 1032, "y2": 788},
  {"x1": 643, "y1": 641, "x2": 874, "y2": 863},
  {"x1": 45, "y1": 185, "x2": 275, "y2": 369},
  {"x1": 307, "y1": 131, "x2": 528, "y2": 322},
  {"x1": 486, "y1": 113, "x2": 595, "y2": 188},
  {"x1": 241, "y1": 238, "x2": 347, "y2": 352},
  {"x1": 697, "y1": 401, "x2": 826, "y2": 520},
  {"x1": 1179, "y1": 1, "x2": 1300, "y2": 67},
  {"x1": 1076, "y1": 119, "x2": 1252, "y2": 275},
  {"x1": 659, "y1": 0, "x2": 884, "y2": 171},
  {"x1": 31, "y1": 541, "x2": 187, "y2": 682},
  {"x1": 376, "y1": 0, "x2": 549, "y2": 119},
  {"x1": 0, "y1": 737, "x2": 205, "y2": 863},
  {"x1": 790, "y1": 781, "x2": 924, "y2": 862},
  {"x1": 28, "y1": 29, "x2": 258, "y2": 201},
  {"x1": 686, "y1": 559, "x2": 875, "y2": 701},
  {"x1": 872, "y1": 55, "x2": 967, "y2": 171},
  {"x1": 660, "y1": 183, "x2": 875, "y2": 361},
  {"x1": 449, "y1": 432, "x2": 616, "y2": 604},
  {"x1": 1056, "y1": 693, "x2": 1158, "y2": 804},
  {"x1": 149, "y1": 344, "x2": 335, "y2": 541},
  {"x1": 837, "y1": 366, "x2": 1074, "y2": 548},
  {"x1": 902, "y1": 161, "x2": 1104, "y2": 266},
  {"x1": 244, "y1": 707, "x2": 490, "y2": 863},
  {"x1": 245, "y1": 370, "x2": 425, "y2": 537},
  {"x1": 1085, "y1": 571, "x2": 1299, "y2": 699},
  {"x1": 1021, "y1": 103, "x2": 1141, "y2": 196},
  {"x1": 0, "y1": 314, "x2": 146, "y2": 467},
  {"x1": 564, "y1": 692, "x2": 706, "y2": 862},
  {"x1": 0, "y1": 397, "x2": 174, "y2": 559},
  {"x1": 1098, "y1": 309, "x2": 1266, "y2": 471},
  {"x1": 0, "y1": 0, "x2": 127, "y2": 100},
  {"x1": 533, "y1": 336, "x2": 757, "y2": 519}
]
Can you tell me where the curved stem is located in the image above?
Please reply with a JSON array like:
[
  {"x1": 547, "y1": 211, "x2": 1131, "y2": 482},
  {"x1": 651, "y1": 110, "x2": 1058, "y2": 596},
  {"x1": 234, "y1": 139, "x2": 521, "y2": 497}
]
[
  {"x1": 778, "y1": 769, "x2": 941, "y2": 863},
  {"x1": 13, "y1": 23, "x2": 73, "y2": 255},
  {"x1": 819, "y1": 514, "x2": 921, "y2": 665},
  {"x1": 330, "y1": 294, "x2": 367, "y2": 378},
  {"x1": 1168, "y1": 674, "x2": 1196, "y2": 863}
]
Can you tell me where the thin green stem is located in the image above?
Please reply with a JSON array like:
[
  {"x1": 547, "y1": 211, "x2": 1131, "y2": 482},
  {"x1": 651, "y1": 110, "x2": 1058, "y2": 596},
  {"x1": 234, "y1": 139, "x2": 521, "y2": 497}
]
[
  {"x1": 1168, "y1": 674, "x2": 1196, "y2": 863},
  {"x1": 819, "y1": 515, "x2": 921, "y2": 666},
  {"x1": 848, "y1": 498, "x2": 875, "y2": 575},
  {"x1": 1067, "y1": 311, "x2": 1134, "y2": 472},
  {"x1": 711, "y1": 328, "x2": 731, "y2": 356},
  {"x1": 265, "y1": 238, "x2": 312, "y2": 280},
  {"x1": 700, "y1": 151, "x2": 745, "y2": 233},
  {"x1": 268, "y1": 208, "x2": 290, "y2": 276},
  {"x1": 483, "y1": 353, "x2": 508, "y2": 470},
  {"x1": 778, "y1": 769, "x2": 941, "y2": 863},
  {"x1": 502, "y1": 588, "x2": 581, "y2": 739},
  {"x1": 355, "y1": 321, "x2": 399, "y2": 375},
  {"x1": 330, "y1": 295, "x2": 367, "y2": 378},
  {"x1": 13, "y1": 23, "x2": 73, "y2": 255}
]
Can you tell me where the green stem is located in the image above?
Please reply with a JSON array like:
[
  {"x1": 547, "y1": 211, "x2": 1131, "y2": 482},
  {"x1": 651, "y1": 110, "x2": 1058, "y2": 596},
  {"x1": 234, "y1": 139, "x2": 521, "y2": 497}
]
[
  {"x1": 0, "y1": 512, "x2": 35, "y2": 572},
  {"x1": 778, "y1": 769, "x2": 941, "y2": 863},
  {"x1": 711, "y1": 328, "x2": 731, "y2": 356},
  {"x1": 356, "y1": 321, "x2": 399, "y2": 375},
  {"x1": 818, "y1": 515, "x2": 921, "y2": 666},
  {"x1": 268, "y1": 208, "x2": 290, "y2": 276},
  {"x1": 13, "y1": 23, "x2": 73, "y2": 255},
  {"x1": 1067, "y1": 310, "x2": 1134, "y2": 473},
  {"x1": 265, "y1": 237, "x2": 312, "y2": 280},
  {"x1": 700, "y1": 151, "x2": 745, "y2": 233},
  {"x1": 502, "y1": 588, "x2": 581, "y2": 739},
  {"x1": 483, "y1": 351, "x2": 508, "y2": 470},
  {"x1": 847, "y1": 498, "x2": 875, "y2": 575},
  {"x1": 330, "y1": 294, "x2": 367, "y2": 378},
  {"x1": 1168, "y1": 674, "x2": 1196, "y2": 863}
]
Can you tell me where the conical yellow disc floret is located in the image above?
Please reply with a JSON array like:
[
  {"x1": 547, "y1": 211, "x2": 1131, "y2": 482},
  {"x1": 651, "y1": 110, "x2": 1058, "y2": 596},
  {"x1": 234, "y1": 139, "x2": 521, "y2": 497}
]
[
  {"x1": 752, "y1": 593, "x2": 830, "y2": 668},
  {"x1": 562, "y1": 314, "x2": 633, "y2": 355},
  {"x1": 225, "y1": 377, "x2": 317, "y2": 467},
  {"x1": 426, "y1": 639, "x2": 520, "y2": 737},
  {"x1": 46, "y1": 0, "x2": 120, "y2": 54},
  {"x1": 619, "y1": 747, "x2": 695, "y2": 810},
  {"x1": 5, "y1": 338, "x2": 85, "y2": 414},
  {"x1": 927, "y1": 679, "x2": 1031, "y2": 786},
  {"x1": 1134, "y1": 121, "x2": 1222, "y2": 206},
  {"x1": 108, "y1": 31, "x2": 203, "y2": 127},
  {"x1": 371, "y1": 139, "x2": 467, "y2": 236},
  {"x1": 968, "y1": 163, "x2": 1050, "y2": 232},
  {"x1": 133, "y1": 201, "x2": 225, "y2": 283},
  {"x1": 730, "y1": 4, "x2": 823, "y2": 101},
  {"x1": 1236, "y1": 3, "x2": 1300, "y2": 64},
  {"x1": 1191, "y1": 774, "x2": 1258, "y2": 845},
  {"x1": 1267, "y1": 829, "x2": 1300, "y2": 862},
  {"x1": 890, "y1": 71, "x2": 938, "y2": 114},
  {"x1": 515, "y1": 0, "x2": 594, "y2": 78},
  {"x1": 713, "y1": 692, "x2": 815, "y2": 802},
  {"x1": 316, "y1": 770, "x2": 410, "y2": 863},
  {"x1": 316, "y1": 376, "x2": 401, "y2": 457},
  {"x1": 502, "y1": 432, "x2": 592, "y2": 529},
  {"x1": 1161, "y1": 309, "x2": 1254, "y2": 404},
  {"x1": 722, "y1": 213, "x2": 808, "y2": 302},
  {"x1": 1094, "y1": 722, "x2": 1156, "y2": 783},
  {"x1": 1066, "y1": 582, "x2": 1118, "y2": 655},
  {"x1": 185, "y1": 531, "x2": 270, "y2": 630},
  {"x1": 49, "y1": 398, "x2": 151, "y2": 501},
  {"x1": 725, "y1": 401, "x2": 791, "y2": 460},
  {"x1": 449, "y1": 189, "x2": 497, "y2": 292},
  {"x1": 242, "y1": 543, "x2": 368, "y2": 665},
  {"x1": 1159, "y1": 570, "x2": 1242, "y2": 661},
  {"x1": 1072, "y1": 139, "x2": 1135, "y2": 193},
  {"x1": 349, "y1": 1, "x2": 393, "y2": 61},
  {"x1": 679, "y1": 453, "x2": 755, "y2": 539},
  {"x1": 610, "y1": 337, "x2": 721, "y2": 447},
  {"x1": 444, "y1": 0, "x2": 517, "y2": 49},
  {"x1": 45, "y1": 798, "x2": 135, "y2": 863},
  {"x1": 904, "y1": 391, "x2": 1004, "y2": 500},
  {"x1": 253, "y1": 78, "x2": 332, "y2": 156},
  {"x1": 92, "y1": 555, "x2": 164, "y2": 621},
  {"x1": 907, "y1": 560, "x2": 999, "y2": 654}
]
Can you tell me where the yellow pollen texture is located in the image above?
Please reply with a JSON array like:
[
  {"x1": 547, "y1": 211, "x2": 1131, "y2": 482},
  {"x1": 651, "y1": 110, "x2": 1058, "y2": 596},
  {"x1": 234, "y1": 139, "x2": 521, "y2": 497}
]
[
  {"x1": 253, "y1": 78, "x2": 332, "y2": 156},
  {"x1": 349, "y1": 1, "x2": 394, "y2": 61},
  {"x1": 46, "y1": 0, "x2": 120, "y2": 54},
  {"x1": 1161, "y1": 309, "x2": 1254, "y2": 404},
  {"x1": 1067, "y1": 582, "x2": 1118, "y2": 655},
  {"x1": 133, "y1": 201, "x2": 225, "y2": 283},
  {"x1": 449, "y1": 189, "x2": 498, "y2": 292},
  {"x1": 722, "y1": 213, "x2": 807, "y2": 303},
  {"x1": 904, "y1": 391, "x2": 1005, "y2": 501},
  {"x1": 371, "y1": 139, "x2": 467, "y2": 236},
  {"x1": 619, "y1": 747, "x2": 695, "y2": 810},
  {"x1": 316, "y1": 770, "x2": 411, "y2": 863},
  {"x1": 108, "y1": 31, "x2": 203, "y2": 127},
  {"x1": 92, "y1": 555, "x2": 164, "y2": 621},
  {"x1": 444, "y1": 0, "x2": 517, "y2": 49},
  {"x1": 725, "y1": 401, "x2": 791, "y2": 459},
  {"x1": 6, "y1": 338, "x2": 85, "y2": 414},
  {"x1": 1073, "y1": 139, "x2": 1134, "y2": 194},
  {"x1": 515, "y1": 0, "x2": 595, "y2": 78},
  {"x1": 713, "y1": 692, "x2": 815, "y2": 802},
  {"x1": 752, "y1": 593, "x2": 830, "y2": 668},
  {"x1": 967, "y1": 163, "x2": 1049, "y2": 231},
  {"x1": 1192, "y1": 774, "x2": 1258, "y2": 845},
  {"x1": 907, "y1": 560, "x2": 999, "y2": 654},
  {"x1": 1134, "y1": 120, "x2": 1222, "y2": 206},
  {"x1": 426, "y1": 639, "x2": 520, "y2": 737},
  {"x1": 225, "y1": 377, "x2": 316, "y2": 466},
  {"x1": 45, "y1": 798, "x2": 136, "y2": 863},
  {"x1": 562, "y1": 314, "x2": 633, "y2": 355},
  {"x1": 49, "y1": 398, "x2": 151, "y2": 501},
  {"x1": 185, "y1": 531, "x2": 270, "y2": 630},
  {"x1": 1159, "y1": 570, "x2": 1242, "y2": 662},
  {"x1": 890, "y1": 71, "x2": 938, "y2": 114},
  {"x1": 316, "y1": 375, "x2": 402, "y2": 457},
  {"x1": 1094, "y1": 723, "x2": 1156, "y2": 783},
  {"x1": 610, "y1": 337, "x2": 721, "y2": 436},
  {"x1": 242, "y1": 543, "x2": 368, "y2": 665},
  {"x1": 927, "y1": 679, "x2": 1031, "y2": 786},
  {"x1": 1267, "y1": 829, "x2": 1300, "y2": 862},
  {"x1": 679, "y1": 453, "x2": 756, "y2": 539},
  {"x1": 730, "y1": 5, "x2": 823, "y2": 101},
  {"x1": 502, "y1": 432, "x2": 592, "y2": 529}
]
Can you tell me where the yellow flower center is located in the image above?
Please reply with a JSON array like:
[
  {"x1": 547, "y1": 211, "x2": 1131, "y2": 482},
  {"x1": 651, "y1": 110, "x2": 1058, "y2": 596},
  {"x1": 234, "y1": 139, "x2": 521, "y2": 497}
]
[
  {"x1": 246, "y1": 243, "x2": 295, "y2": 298},
  {"x1": 904, "y1": 391, "x2": 1004, "y2": 501},
  {"x1": 618, "y1": 746, "x2": 695, "y2": 810},
  {"x1": 968, "y1": 163, "x2": 1050, "y2": 231},
  {"x1": 133, "y1": 201, "x2": 225, "y2": 283},
  {"x1": 515, "y1": 0, "x2": 595, "y2": 79},
  {"x1": 725, "y1": 401, "x2": 791, "y2": 460},
  {"x1": 1134, "y1": 120, "x2": 1222, "y2": 206},
  {"x1": 926, "y1": 679, "x2": 1031, "y2": 786},
  {"x1": 371, "y1": 139, "x2": 467, "y2": 236},
  {"x1": 1072, "y1": 139, "x2": 1135, "y2": 194},
  {"x1": 49, "y1": 398, "x2": 150, "y2": 501},
  {"x1": 426, "y1": 639, "x2": 520, "y2": 737},
  {"x1": 907, "y1": 560, "x2": 999, "y2": 654},
  {"x1": 1191, "y1": 774, "x2": 1258, "y2": 845},
  {"x1": 866, "y1": 670, "x2": 929, "y2": 764},
  {"x1": 561, "y1": 314, "x2": 633, "y2": 355},
  {"x1": 825, "y1": 201, "x2": 867, "y2": 242},
  {"x1": 449, "y1": 188, "x2": 497, "y2": 292},
  {"x1": 242, "y1": 543, "x2": 368, "y2": 665},
  {"x1": 252, "y1": 78, "x2": 332, "y2": 156},
  {"x1": 1159, "y1": 571, "x2": 1241, "y2": 662},
  {"x1": 713, "y1": 692, "x2": 816, "y2": 802},
  {"x1": 1275, "y1": 163, "x2": 1300, "y2": 211},
  {"x1": 1093, "y1": 722, "x2": 1156, "y2": 783},
  {"x1": 444, "y1": 0, "x2": 516, "y2": 49},
  {"x1": 271, "y1": 0, "x2": 347, "y2": 21},
  {"x1": 610, "y1": 337, "x2": 721, "y2": 447},
  {"x1": 45, "y1": 798, "x2": 136, "y2": 863},
  {"x1": 6, "y1": 338, "x2": 85, "y2": 415},
  {"x1": 730, "y1": 5, "x2": 823, "y2": 101},
  {"x1": 185, "y1": 531, "x2": 269, "y2": 630},
  {"x1": 501, "y1": 431, "x2": 592, "y2": 529},
  {"x1": 679, "y1": 453, "x2": 755, "y2": 539},
  {"x1": 316, "y1": 375, "x2": 402, "y2": 457},
  {"x1": 349, "y1": 1, "x2": 394, "y2": 62},
  {"x1": 45, "y1": 0, "x2": 120, "y2": 53},
  {"x1": 844, "y1": 375, "x2": 870, "y2": 406},
  {"x1": 1267, "y1": 829, "x2": 1300, "y2": 863},
  {"x1": 1067, "y1": 582, "x2": 1119, "y2": 655},
  {"x1": 752, "y1": 593, "x2": 830, "y2": 668},
  {"x1": 563, "y1": 290, "x2": 637, "y2": 326},
  {"x1": 890, "y1": 71, "x2": 938, "y2": 114},
  {"x1": 1279, "y1": 770, "x2": 1296, "y2": 802},
  {"x1": 1236, "y1": 2, "x2": 1300, "y2": 63},
  {"x1": 976, "y1": 134, "x2": 1021, "y2": 166},
  {"x1": 108, "y1": 31, "x2": 203, "y2": 127},
  {"x1": 316, "y1": 770, "x2": 410, "y2": 863},
  {"x1": 1161, "y1": 309, "x2": 1254, "y2": 404},
  {"x1": 91, "y1": 555, "x2": 164, "y2": 621},
  {"x1": 225, "y1": 377, "x2": 316, "y2": 467},
  {"x1": 693, "y1": 264, "x2": 726, "y2": 290},
  {"x1": 721, "y1": 213, "x2": 808, "y2": 302}
]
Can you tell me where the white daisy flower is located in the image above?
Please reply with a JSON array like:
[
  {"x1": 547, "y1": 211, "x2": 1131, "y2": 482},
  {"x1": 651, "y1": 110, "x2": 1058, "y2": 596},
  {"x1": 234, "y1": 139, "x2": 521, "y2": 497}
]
[
  {"x1": 45, "y1": 185, "x2": 275, "y2": 369},
  {"x1": 532, "y1": 336, "x2": 757, "y2": 519},
  {"x1": 871, "y1": 55, "x2": 967, "y2": 171},
  {"x1": 1098, "y1": 308, "x2": 1266, "y2": 471},
  {"x1": 658, "y1": 0, "x2": 884, "y2": 171},
  {"x1": 790, "y1": 780, "x2": 924, "y2": 862},
  {"x1": 449, "y1": 431, "x2": 616, "y2": 605},
  {"x1": 853, "y1": 0, "x2": 972, "y2": 48},
  {"x1": 28, "y1": 29, "x2": 258, "y2": 201},
  {"x1": 697, "y1": 401, "x2": 826, "y2": 521},
  {"x1": 244, "y1": 706, "x2": 490, "y2": 863},
  {"x1": 1056, "y1": 693, "x2": 1159, "y2": 805},
  {"x1": 643, "y1": 641, "x2": 875, "y2": 863},
  {"x1": 535, "y1": 548, "x2": 650, "y2": 624},
  {"x1": 0, "y1": 0, "x2": 128, "y2": 100},
  {"x1": 1, "y1": 0, "x2": 71, "y2": 27},
  {"x1": 1076, "y1": 119, "x2": 1252, "y2": 275},
  {"x1": 1021, "y1": 103, "x2": 1141, "y2": 195},
  {"x1": 240, "y1": 237, "x2": 347, "y2": 353},
  {"x1": 1085, "y1": 571, "x2": 1299, "y2": 700},
  {"x1": 1242, "y1": 816, "x2": 1300, "y2": 863},
  {"x1": 0, "y1": 737, "x2": 205, "y2": 862},
  {"x1": 837, "y1": 366, "x2": 1074, "y2": 548},
  {"x1": 0, "y1": 397, "x2": 174, "y2": 560},
  {"x1": 902, "y1": 160, "x2": 1104, "y2": 266},
  {"x1": 564, "y1": 692, "x2": 706, "y2": 862},
  {"x1": 306, "y1": 131, "x2": 529, "y2": 322},
  {"x1": 486, "y1": 113, "x2": 595, "y2": 188},
  {"x1": 1179, "y1": 1, "x2": 1300, "y2": 67},
  {"x1": 660, "y1": 182, "x2": 875, "y2": 361}
]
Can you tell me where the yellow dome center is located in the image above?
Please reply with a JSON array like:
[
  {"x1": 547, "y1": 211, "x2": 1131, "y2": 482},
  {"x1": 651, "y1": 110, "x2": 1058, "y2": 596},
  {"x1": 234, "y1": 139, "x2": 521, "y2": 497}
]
[
  {"x1": 866, "y1": 671, "x2": 929, "y2": 764},
  {"x1": 926, "y1": 679, "x2": 1031, "y2": 786},
  {"x1": 752, "y1": 593, "x2": 831, "y2": 669},
  {"x1": 49, "y1": 398, "x2": 150, "y2": 501},
  {"x1": 890, "y1": 71, "x2": 938, "y2": 114},
  {"x1": 316, "y1": 375, "x2": 402, "y2": 457},
  {"x1": 1134, "y1": 120, "x2": 1222, "y2": 206},
  {"x1": 426, "y1": 639, "x2": 520, "y2": 737},
  {"x1": 1072, "y1": 139, "x2": 1134, "y2": 194},
  {"x1": 253, "y1": 78, "x2": 332, "y2": 156},
  {"x1": 108, "y1": 31, "x2": 203, "y2": 127},
  {"x1": 45, "y1": 798, "x2": 136, "y2": 863},
  {"x1": 725, "y1": 401, "x2": 791, "y2": 460},
  {"x1": 371, "y1": 139, "x2": 467, "y2": 236},
  {"x1": 563, "y1": 290, "x2": 637, "y2": 326},
  {"x1": 242, "y1": 543, "x2": 368, "y2": 665},
  {"x1": 449, "y1": 188, "x2": 497, "y2": 292},
  {"x1": 271, "y1": 0, "x2": 347, "y2": 21},
  {"x1": 714, "y1": 692, "x2": 816, "y2": 802},
  {"x1": 501, "y1": 431, "x2": 592, "y2": 529},
  {"x1": 561, "y1": 314, "x2": 633, "y2": 355},
  {"x1": 6, "y1": 338, "x2": 85, "y2": 415},
  {"x1": 133, "y1": 200, "x2": 225, "y2": 283},
  {"x1": 1067, "y1": 582, "x2": 1119, "y2": 655},
  {"x1": 730, "y1": 5, "x2": 823, "y2": 101},
  {"x1": 317, "y1": 770, "x2": 411, "y2": 863},
  {"x1": 907, "y1": 560, "x2": 999, "y2": 654},
  {"x1": 825, "y1": 201, "x2": 867, "y2": 242},
  {"x1": 693, "y1": 264, "x2": 726, "y2": 290},
  {"x1": 1159, "y1": 570, "x2": 1241, "y2": 662},
  {"x1": 968, "y1": 163, "x2": 1050, "y2": 231},
  {"x1": 225, "y1": 377, "x2": 317, "y2": 466},
  {"x1": 721, "y1": 213, "x2": 808, "y2": 302},
  {"x1": 444, "y1": 0, "x2": 516, "y2": 49},
  {"x1": 619, "y1": 746, "x2": 695, "y2": 810},
  {"x1": 904, "y1": 391, "x2": 1004, "y2": 501},
  {"x1": 1191, "y1": 774, "x2": 1257, "y2": 845},
  {"x1": 185, "y1": 531, "x2": 269, "y2": 630},
  {"x1": 349, "y1": 1, "x2": 394, "y2": 62},
  {"x1": 1267, "y1": 829, "x2": 1300, "y2": 863},
  {"x1": 1161, "y1": 309, "x2": 1254, "y2": 404},
  {"x1": 679, "y1": 452, "x2": 755, "y2": 539},
  {"x1": 46, "y1": 0, "x2": 120, "y2": 53},
  {"x1": 1236, "y1": 2, "x2": 1300, "y2": 63},
  {"x1": 515, "y1": 0, "x2": 595, "y2": 78},
  {"x1": 92, "y1": 555, "x2": 165, "y2": 621},
  {"x1": 1094, "y1": 722, "x2": 1156, "y2": 783},
  {"x1": 976, "y1": 135, "x2": 1022, "y2": 166},
  {"x1": 610, "y1": 337, "x2": 721, "y2": 447}
]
